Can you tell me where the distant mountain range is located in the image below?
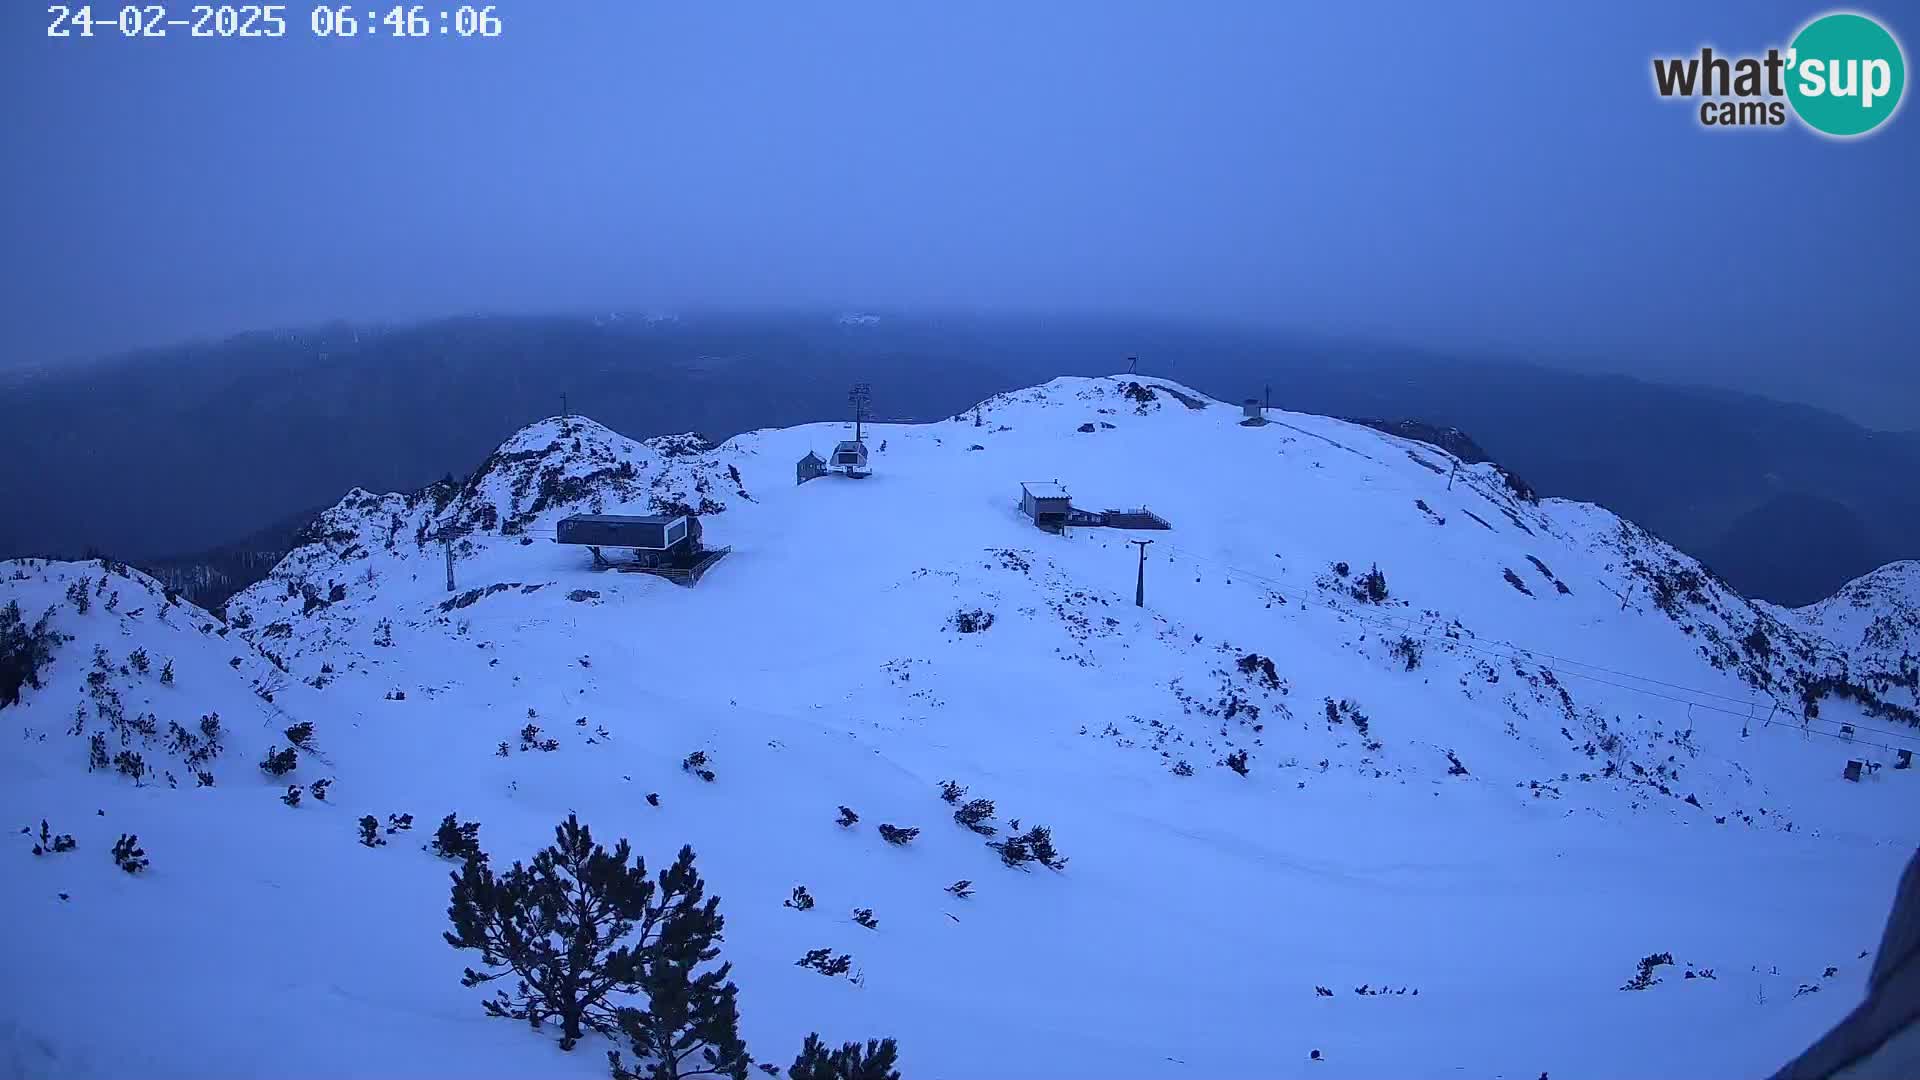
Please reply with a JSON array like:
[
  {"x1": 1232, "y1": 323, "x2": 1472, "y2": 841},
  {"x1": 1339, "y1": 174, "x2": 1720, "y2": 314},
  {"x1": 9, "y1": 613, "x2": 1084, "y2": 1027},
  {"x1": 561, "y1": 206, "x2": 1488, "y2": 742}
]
[{"x1": 2, "y1": 311, "x2": 1913, "y2": 607}]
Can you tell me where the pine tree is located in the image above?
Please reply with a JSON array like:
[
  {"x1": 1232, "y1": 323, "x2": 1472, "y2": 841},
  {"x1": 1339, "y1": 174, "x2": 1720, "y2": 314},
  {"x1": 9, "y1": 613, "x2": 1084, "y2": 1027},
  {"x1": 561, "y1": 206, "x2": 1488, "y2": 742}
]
[
  {"x1": 607, "y1": 848, "x2": 750, "y2": 1079},
  {"x1": 112, "y1": 833, "x2": 147, "y2": 873},
  {"x1": 430, "y1": 813, "x2": 485, "y2": 862},
  {"x1": 787, "y1": 1034, "x2": 902, "y2": 1080},
  {"x1": 32, "y1": 820, "x2": 76, "y2": 856},
  {"x1": 446, "y1": 815, "x2": 653, "y2": 1049},
  {"x1": 259, "y1": 746, "x2": 298, "y2": 777},
  {"x1": 0, "y1": 600, "x2": 61, "y2": 709},
  {"x1": 794, "y1": 949, "x2": 852, "y2": 978},
  {"x1": 952, "y1": 798, "x2": 996, "y2": 835}
]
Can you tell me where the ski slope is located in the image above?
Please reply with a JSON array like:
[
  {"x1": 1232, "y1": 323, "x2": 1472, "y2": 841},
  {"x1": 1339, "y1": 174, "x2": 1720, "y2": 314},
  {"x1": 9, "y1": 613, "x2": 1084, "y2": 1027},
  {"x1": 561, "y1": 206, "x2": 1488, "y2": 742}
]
[{"x1": 4, "y1": 376, "x2": 1917, "y2": 1079}]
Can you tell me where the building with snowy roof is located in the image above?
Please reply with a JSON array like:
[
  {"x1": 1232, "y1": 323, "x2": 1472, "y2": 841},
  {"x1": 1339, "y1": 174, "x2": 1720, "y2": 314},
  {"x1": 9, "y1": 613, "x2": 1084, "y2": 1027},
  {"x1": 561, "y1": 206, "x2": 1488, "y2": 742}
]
[{"x1": 1020, "y1": 481, "x2": 1073, "y2": 530}]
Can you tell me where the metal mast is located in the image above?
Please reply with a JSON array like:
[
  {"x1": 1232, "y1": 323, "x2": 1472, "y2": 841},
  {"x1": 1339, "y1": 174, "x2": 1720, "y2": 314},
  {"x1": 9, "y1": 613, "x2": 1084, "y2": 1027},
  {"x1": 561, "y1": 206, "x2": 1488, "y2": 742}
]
[{"x1": 849, "y1": 382, "x2": 871, "y2": 443}]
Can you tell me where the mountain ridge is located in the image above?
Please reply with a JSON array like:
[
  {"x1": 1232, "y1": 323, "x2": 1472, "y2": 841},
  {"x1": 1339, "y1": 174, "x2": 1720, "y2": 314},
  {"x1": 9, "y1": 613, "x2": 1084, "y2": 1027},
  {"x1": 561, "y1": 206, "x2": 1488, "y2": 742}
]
[
  {"x1": 4, "y1": 313, "x2": 1913, "y2": 606},
  {"x1": 3, "y1": 375, "x2": 1916, "y2": 1079}
]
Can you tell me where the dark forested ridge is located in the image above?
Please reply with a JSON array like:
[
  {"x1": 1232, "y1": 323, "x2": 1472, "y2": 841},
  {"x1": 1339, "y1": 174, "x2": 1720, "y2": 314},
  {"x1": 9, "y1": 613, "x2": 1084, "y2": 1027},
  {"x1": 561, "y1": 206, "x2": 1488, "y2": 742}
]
[{"x1": 3, "y1": 312, "x2": 1914, "y2": 608}]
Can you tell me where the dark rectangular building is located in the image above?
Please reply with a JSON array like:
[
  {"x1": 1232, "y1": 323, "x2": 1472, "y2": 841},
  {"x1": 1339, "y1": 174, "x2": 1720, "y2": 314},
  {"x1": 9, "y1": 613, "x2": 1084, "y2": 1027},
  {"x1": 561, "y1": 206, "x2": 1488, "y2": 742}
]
[{"x1": 555, "y1": 513, "x2": 692, "y2": 552}]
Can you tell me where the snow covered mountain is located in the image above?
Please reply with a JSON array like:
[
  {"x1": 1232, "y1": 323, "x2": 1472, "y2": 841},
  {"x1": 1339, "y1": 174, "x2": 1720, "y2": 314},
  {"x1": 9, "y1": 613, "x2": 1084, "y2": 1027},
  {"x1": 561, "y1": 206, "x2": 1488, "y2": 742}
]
[{"x1": 4, "y1": 376, "x2": 1917, "y2": 1080}]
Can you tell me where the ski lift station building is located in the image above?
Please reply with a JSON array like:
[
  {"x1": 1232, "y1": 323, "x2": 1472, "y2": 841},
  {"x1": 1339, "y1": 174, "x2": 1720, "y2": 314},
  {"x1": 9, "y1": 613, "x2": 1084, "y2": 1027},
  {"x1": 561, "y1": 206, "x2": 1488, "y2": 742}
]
[
  {"x1": 831, "y1": 439, "x2": 871, "y2": 478},
  {"x1": 555, "y1": 513, "x2": 699, "y2": 558},
  {"x1": 1020, "y1": 481, "x2": 1072, "y2": 527}
]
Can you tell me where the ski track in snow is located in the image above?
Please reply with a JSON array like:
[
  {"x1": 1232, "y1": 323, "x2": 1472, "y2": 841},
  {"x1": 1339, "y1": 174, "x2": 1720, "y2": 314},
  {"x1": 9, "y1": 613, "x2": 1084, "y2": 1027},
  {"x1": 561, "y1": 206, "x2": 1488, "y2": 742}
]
[{"x1": 3, "y1": 375, "x2": 1917, "y2": 1080}]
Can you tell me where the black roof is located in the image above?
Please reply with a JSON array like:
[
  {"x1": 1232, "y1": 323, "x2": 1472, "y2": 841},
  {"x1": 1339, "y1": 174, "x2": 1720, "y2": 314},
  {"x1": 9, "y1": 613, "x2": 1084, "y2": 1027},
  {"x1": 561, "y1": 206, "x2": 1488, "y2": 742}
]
[{"x1": 558, "y1": 513, "x2": 683, "y2": 525}]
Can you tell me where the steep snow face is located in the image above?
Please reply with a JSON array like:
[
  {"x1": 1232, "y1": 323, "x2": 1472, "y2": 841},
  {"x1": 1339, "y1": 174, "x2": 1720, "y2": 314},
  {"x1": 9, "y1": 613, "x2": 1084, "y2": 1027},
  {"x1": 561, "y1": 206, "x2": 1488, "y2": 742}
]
[{"x1": 4, "y1": 376, "x2": 1918, "y2": 1080}]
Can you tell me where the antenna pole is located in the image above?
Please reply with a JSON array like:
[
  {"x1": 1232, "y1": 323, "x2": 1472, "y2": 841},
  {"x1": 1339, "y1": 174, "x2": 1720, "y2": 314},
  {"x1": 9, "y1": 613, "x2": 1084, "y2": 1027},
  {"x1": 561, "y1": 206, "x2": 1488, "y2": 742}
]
[
  {"x1": 850, "y1": 382, "x2": 871, "y2": 443},
  {"x1": 1130, "y1": 539, "x2": 1153, "y2": 607},
  {"x1": 1127, "y1": 355, "x2": 1138, "y2": 374}
]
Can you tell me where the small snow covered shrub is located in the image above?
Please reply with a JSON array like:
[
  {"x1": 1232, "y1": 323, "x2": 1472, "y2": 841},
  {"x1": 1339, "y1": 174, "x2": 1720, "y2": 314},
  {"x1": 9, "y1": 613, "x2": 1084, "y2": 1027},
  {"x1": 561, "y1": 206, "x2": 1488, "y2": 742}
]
[
  {"x1": 1170, "y1": 760, "x2": 1194, "y2": 777},
  {"x1": 947, "y1": 608, "x2": 995, "y2": 634},
  {"x1": 851, "y1": 908, "x2": 877, "y2": 930},
  {"x1": 520, "y1": 723, "x2": 559, "y2": 753},
  {"x1": 877, "y1": 824, "x2": 918, "y2": 846},
  {"x1": 1445, "y1": 750, "x2": 1470, "y2": 776},
  {"x1": 386, "y1": 813, "x2": 415, "y2": 834},
  {"x1": 87, "y1": 733, "x2": 109, "y2": 773},
  {"x1": 1235, "y1": 652, "x2": 1281, "y2": 690},
  {"x1": 784, "y1": 886, "x2": 815, "y2": 911},
  {"x1": 835, "y1": 806, "x2": 859, "y2": 828},
  {"x1": 111, "y1": 833, "x2": 147, "y2": 874},
  {"x1": 1351, "y1": 563, "x2": 1389, "y2": 604},
  {"x1": 259, "y1": 746, "x2": 298, "y2": 777},
  {"x1": 128, "y1": 647, "x2": 150, "y2": 675},
  {"x1": 430, "y1": 814, "x2": 485, "y2": 862},
  {"x1": 1323, "y1": 697, "x2": 1372, "y2": 739},
  {"x1": 358, "y1": 816, "x2": 386, "y2": 847},
  {"x1": 159, "y1": 659, "x2": 174, "y2": 686},
  {"x1": 114, "y1": 750, "x2": 148, "y2": 783},
  {"x1": 284, "y1": 721, "x2": 315, "y2": 749},
  {"x1": 682, "y1": 750, "x2": 715, "y2": 782},
  {"x1": 938, "y1": 780, "x2": 966, "y2": 804},
  {"x1": 788, "y1": 1034, "x2": 902, "y2": 1080},
  {"x1": 795, "y1": 949, "x2": 853, "y2": 978},
  {"x1": 1621, "y1": 952, "x2": 1673, "y2": 991},
  {"x1": 311, "y1": 778, "x2": 332, "y2": 802},
  {"x1": 990, "y1": 825, "x2": 1069, "y2": 871},
  {"x1": 281, "y1": 784, "x2": 303, "y2": 807},
  {"x1": 946, "y1": 880, "x2": 974, "y2": 899},
  {"x1": 31, "y1": 820, "x2": 76, "y2": 855},
  {"x1": 1225, "y1": 749, "x2": 1250, "y2": 776},
  {"x1": 1388, "y1": 636, "x2": 1423, "y2": 671},
  {"x1": 952, "y1": 798, "x2": 997, "y2": 835}
]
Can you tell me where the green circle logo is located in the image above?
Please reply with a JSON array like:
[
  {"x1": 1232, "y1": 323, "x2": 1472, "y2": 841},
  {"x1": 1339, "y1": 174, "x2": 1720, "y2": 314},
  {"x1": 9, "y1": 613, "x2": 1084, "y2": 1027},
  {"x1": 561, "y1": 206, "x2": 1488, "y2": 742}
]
[{"x1": 1787, "y1": 12, "x2": 1906, "y2": 136}]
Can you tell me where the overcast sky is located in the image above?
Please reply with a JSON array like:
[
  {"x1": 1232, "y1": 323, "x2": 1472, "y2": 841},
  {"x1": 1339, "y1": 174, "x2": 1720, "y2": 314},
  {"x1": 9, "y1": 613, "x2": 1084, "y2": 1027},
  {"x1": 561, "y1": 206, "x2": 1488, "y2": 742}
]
[{"x1": 3, "y1": 1, "x2": 1915, "y2": 426}]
